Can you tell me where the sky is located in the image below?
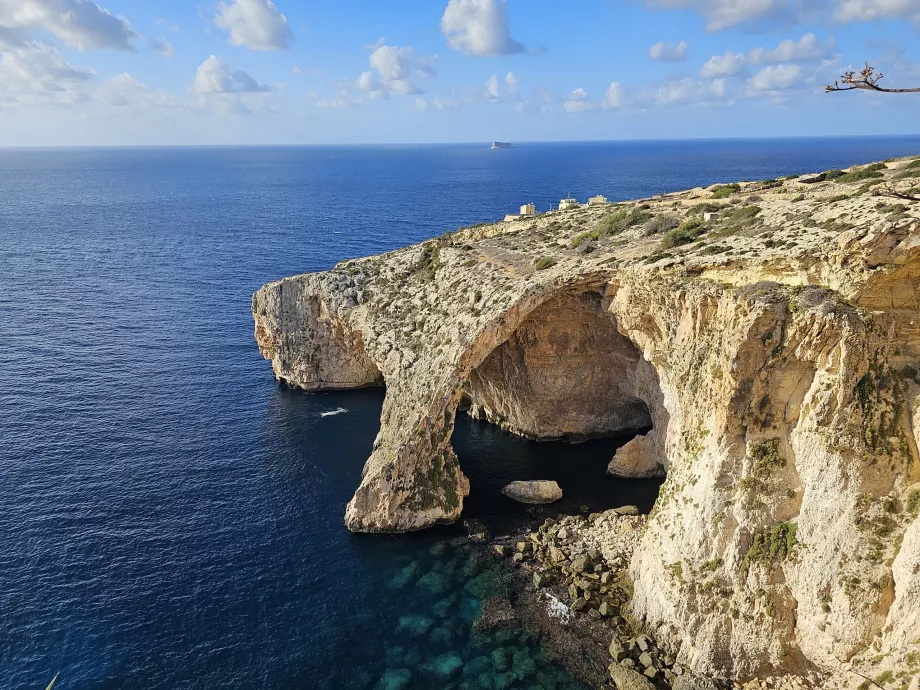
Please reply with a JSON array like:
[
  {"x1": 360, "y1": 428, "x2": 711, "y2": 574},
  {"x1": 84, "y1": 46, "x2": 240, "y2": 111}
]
[{"x1": 0, "y1": 0, "x2": 918, "y2": 146}]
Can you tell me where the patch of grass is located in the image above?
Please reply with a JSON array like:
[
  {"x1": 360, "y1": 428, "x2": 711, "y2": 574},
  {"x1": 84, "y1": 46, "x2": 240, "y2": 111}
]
[
  {"x1": 837, "y1": 169, "x2": 884, "y2": 184},
  {"x1": 711, "y1": 183, "x2": 741, "y2": 199},
  {"x1": 907, "y1": 158, "x2": 920, "y2": 169},
  {"x1": 661, "y1": 217, "x2": 706, "y2": 249},
  {"x1": 823, "y1": 169, "x2": 846, "y2": 180},
  {"x1": 726, "y1": 205, "x2": 762, "y2": 223},
  {"x1": 896, "y1": 169, "x2": 920, "y2": 180},
  {"x1": 534, "y1": 257, "x2": 556, "y2": 270},
  {"x1": 829, "y1": 193, "x2": 851, "y2": 203},
  {"x1": 864, "y1": 162, "x2": 888, "y2": 172},
  {"x1": 413, "y1": 243, "x2": 441, "y2": 279}
]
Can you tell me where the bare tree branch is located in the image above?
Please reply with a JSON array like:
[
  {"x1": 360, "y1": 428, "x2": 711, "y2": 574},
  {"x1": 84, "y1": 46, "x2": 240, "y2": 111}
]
[{"x1": 825, "y1": 62, "x2": 920, "y2": 93}]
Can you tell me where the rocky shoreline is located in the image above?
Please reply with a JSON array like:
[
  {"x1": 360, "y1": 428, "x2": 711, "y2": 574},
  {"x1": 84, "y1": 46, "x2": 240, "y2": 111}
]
[{"x1": 485, "y1": 507, "x2": 831, "y2": 690}]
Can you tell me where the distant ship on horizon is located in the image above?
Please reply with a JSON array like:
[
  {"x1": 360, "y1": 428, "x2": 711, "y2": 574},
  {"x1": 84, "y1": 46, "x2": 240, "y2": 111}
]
[{"x1": 490, "y1": 141, "x2": 513, "y2": 150}]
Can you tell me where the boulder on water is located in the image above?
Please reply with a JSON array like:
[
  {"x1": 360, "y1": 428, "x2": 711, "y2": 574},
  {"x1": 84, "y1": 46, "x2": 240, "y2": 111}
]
[{"x1": 501, "y1": 480, "x2": 563, "y2": 504}]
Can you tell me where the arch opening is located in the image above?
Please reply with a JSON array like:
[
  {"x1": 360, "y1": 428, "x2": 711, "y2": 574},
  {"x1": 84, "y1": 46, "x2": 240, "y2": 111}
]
[{"x1": 457, "y1": 289, "x2": 669, "y2": 489}]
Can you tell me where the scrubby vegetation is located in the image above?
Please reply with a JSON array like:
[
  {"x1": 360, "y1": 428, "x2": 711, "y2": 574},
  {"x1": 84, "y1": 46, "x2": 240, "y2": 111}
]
[
  {"x1": 534, "y1": 257, "x2": 557, "y2": 270},
  {"x1": 599, "y1": 208, "x2": 652, "y2": 236},
  {"x1": 711, "y1": 184, "x2": 741, "y2": 199},
  {"x1": 661, "y1": 217, "x2": 706, "y2": 249},
  {"x1": 837, "y1": 169, "x2": 884, "y2": 184},
  {"x1": 643, "y1": 214, "x2": 681, "y2": 236},
  {"x1": 741, "y1": 522, "x2": 799, "y2": 575}
]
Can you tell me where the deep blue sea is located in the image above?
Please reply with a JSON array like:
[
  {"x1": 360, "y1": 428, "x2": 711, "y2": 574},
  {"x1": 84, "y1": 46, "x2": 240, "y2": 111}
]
[{"x1": 3, "y1": 137, "x2": 920, "y2": 690}]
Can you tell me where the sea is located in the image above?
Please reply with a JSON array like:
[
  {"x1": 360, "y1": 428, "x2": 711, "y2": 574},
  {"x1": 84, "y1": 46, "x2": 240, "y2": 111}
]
[{"x1": 3, "y1": 137, "x2": 920, "y2": 690}]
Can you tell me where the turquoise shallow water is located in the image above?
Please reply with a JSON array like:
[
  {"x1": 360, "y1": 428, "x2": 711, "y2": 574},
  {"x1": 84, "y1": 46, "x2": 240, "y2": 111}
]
[{"x1": 3, "y1": 138, "x2": 920, "y2": 689}]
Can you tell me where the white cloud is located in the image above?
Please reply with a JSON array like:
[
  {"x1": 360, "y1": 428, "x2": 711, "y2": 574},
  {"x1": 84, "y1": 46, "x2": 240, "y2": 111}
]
[
  {"x1": 100, "y1": 73, "x2": 180, "y2": 108},
  {"x1": 649, "y1": 40, "x2": 689, "y2": 62},
  {"x1": 484, "y1": 73, "x2": 500, "y2": 102},
  {"x1": 291, "y1": 65, "x2": 302, "y2": 75},
  {"x1": 0, "y1": 0, "x2": 138, "y2": 51},
  {"x1": 152, "y1": 37, "x2": 174, "y2": 58},
  {"x1": 355, "y1": 40, "x2": 435, "y2": 98},
  {"x1": 414, "y1": 97, "x2": 428, "y2": 112},
  {"x1": 0, "y1": 38, "x2": 93, "y2": 105},
  {"x1": 440, "y1": 0, "x2": 525, "y2": 56},
  {"x1": 699, "y1": 50, "x2": 746, "y2": 77},
  {"x1": 746, "y1": 63, "x2": 804, "y2": 93},
  {"x1": 563, "y1": 88, "x2": 597, "y2": 113},
  {"x1": 642, "y1": 0, "x2": 818, "y2": 32},
  {"x1": 192, "y1": 55, "x2": 269, "y2": 94},
  {"x1": 654, "y1": 77, "x2": 727, "y2": 105},
  {"x1": 602, "y1": 81, "x2": 625, "y2": 109},
  {"x1": 833, "y1": 0, "x2": 920, "y2": 22},
  {"x1": 748, "y1": 33, "x2": 834, "y2": 63},
  {"x1": 214, "y1": 0, "x2": 292, "y2": 51},
  {"x1": 433, "y1": 96, "x2": 460, "y2": 110},
  {"x1": 504, "y1": 71, "x2": 519, "y2": 99}
]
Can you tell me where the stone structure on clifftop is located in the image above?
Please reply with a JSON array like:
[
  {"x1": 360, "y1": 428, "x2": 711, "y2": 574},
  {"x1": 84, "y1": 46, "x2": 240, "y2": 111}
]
[{"x1": 253, "y1": 158, "x2": 920, "y2": 684}]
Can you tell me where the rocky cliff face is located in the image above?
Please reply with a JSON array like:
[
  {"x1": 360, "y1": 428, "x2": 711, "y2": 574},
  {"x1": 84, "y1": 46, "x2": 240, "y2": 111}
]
[{"x1": 253, "y1": 158, "x2": 920, "y2": 685}]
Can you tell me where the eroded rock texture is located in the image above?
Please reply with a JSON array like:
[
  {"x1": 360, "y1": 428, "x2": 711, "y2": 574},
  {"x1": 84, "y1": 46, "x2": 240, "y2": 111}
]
[{"x1": 253, "y1": 159, "x2": 920, "y2": 684}]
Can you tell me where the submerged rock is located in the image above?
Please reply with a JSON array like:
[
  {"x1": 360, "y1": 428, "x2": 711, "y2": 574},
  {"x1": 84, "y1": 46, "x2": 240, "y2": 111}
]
[
  {"x1": 375, "y1": 668, "x2": 413, "y2": 690},
  {"x1": 500, "y1": 481, "x2": 563, "y2": 505}
]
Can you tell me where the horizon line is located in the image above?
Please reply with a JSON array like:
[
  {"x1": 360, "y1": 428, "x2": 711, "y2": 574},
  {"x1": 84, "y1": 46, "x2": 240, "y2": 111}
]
[{"x1": 2, "y1": 132, "x2": 920, "y2": 150}]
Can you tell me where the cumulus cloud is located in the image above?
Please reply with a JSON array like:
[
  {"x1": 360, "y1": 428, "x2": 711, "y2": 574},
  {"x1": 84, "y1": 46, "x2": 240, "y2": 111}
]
[
  {"x1": 649, "y1": 40, "x2": 688, "y2": 62},
  {"x1": 746, "y1": 63, "x2": 803, "y2": 93},
  {"x1": 355, "y1": 40, "x2": 435, "y2": 98},
  {"x1": 483, "y1": 71, "x2": 519, "y2": 102},
  {"x1": 642, "y1": 0, "x2": 819, "y2": 32},
  {"x1": 152, "y1": 37, "x2": 174, "y2": 58},
  {"x1": 602, "y1": 81, "x2": 625, "y2": 109},
  {"x1": 748, "y1": 33, "x2": 835, "y2": 63},
  {"x1": 699, "y1": 49, "x2": 746, "y2": 77},
  {"x1": 0, "y1": 39, "x2": 93, "y2": 104},
  {"x1": 192, "y1": 55, "x2": 269, "y2": 94},
  {"x1": 833, "y1": 0, "x2": 920, "y2": 22},
  {"x1": 0, "y1": 0, "x2": 138, "y2": 51},
  {"x1": 654, "y1": 77, "x2": 727, "y2": 105},
  {"x1": 563, "y1": 88, "x2": 597, "y2": 113},
  {"x1": 214, "y1": 0, "x2": 292, "y2": 51},
  {"x1": 440, "y1": 0, "x2": 525, "y2": 56}
]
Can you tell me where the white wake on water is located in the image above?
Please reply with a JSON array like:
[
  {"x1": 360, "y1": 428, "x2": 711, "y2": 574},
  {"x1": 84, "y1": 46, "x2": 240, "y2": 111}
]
[{"x1": 320, "y1": 407, "x2": 348, "y2": 417}]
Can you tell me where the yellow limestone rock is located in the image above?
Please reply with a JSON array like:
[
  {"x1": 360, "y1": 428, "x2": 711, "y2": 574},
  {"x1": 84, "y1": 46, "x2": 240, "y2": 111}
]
[{"x1": 253, "y1": 157, "x2": 920, "y2": 683}]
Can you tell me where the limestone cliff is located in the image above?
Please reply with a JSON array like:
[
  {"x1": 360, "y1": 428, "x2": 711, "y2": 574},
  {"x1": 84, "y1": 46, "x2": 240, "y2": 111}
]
[{"x1": 253, "y1": 158, "x2": 920, "y2": 685}]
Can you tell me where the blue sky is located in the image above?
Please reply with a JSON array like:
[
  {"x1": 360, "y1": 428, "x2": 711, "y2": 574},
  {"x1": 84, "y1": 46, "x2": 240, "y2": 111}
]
[{"x1": 0, "y1": 0, "x2": 918, "y2": 145}]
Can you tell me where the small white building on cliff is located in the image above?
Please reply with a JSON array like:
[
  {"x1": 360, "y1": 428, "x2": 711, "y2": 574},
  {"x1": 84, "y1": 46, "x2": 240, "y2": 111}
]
[{"x1": 559, "y1": 197, "x2": 580, "y2": 211}]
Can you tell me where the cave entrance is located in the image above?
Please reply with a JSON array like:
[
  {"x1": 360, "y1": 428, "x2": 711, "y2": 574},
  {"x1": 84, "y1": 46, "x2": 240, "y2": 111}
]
[{"x1": 453, "y1": 289, "x2": 667, "y2": 526}]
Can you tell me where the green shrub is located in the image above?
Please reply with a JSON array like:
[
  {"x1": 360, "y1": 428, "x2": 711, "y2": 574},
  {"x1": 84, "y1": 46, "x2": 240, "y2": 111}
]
[
  {"x1": 690, "y1": 202, "x2": 728, "y2": 214},
  {"x1": 908, "y1": 489, "x2": 920, "y2": 516},
  {"x1": 823, "y1": 169, "x2": 846, "y2": 180},
  {"x1": 741, "y1": 522, "x2": 798, "y2": 574},
  {"x1": 643, "y1": 214, "x2": 680, "y2": 236},
  {"x1": 599, "y1": 208, "x2": 652, "y2": 236},
  {"x1": 570, "y1": 230, "x2": 599, "y2": 247},
  {"x1": 837, "y1": 169, "x2": 884, "y2": 184},
  {"x1": 864, "y1": 162, "x2": 887, "y2": 172},
  {"x1": 711, "y1": 184, "x2": 741, "y2": 199},
  {"x1": 534, "y1": 257, "x2": 556, "y2": 270},
  {"x1": 907, "y1": 158, "x2": 920, "y2": 169},
  {"x1": 661, "y1": 218, "x2": 706, "y2": 249},
  {"x1": 726, "y1": 205, "x2": 761, "y2": 223}
]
